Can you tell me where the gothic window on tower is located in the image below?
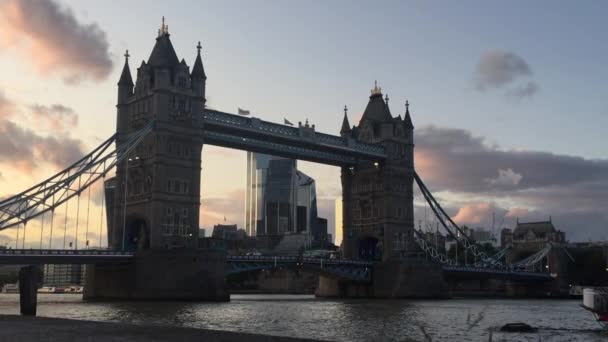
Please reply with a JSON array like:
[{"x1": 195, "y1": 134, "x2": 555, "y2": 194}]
[
  {"x1": 178, "y1": 76, "x2": 187, "y2": 89},
  {"x1": 178, "y1": 98, "x2": 186, "y2": 113},
  {"x1": 361, "y1": 202, "x2": 371, "y2": 218}
]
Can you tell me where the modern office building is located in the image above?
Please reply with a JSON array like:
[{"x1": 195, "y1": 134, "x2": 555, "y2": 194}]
[
  {"x1": 43, "y1": 264, "x2": 84, "y2": 286},
  {"x1": 245, "y1": 152, "x2": 325, "y2": 243}
]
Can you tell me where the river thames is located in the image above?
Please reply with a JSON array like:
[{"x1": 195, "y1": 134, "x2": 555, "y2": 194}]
[{"x1": 0, "y1": 294, "x2": 605, "y2": 341}]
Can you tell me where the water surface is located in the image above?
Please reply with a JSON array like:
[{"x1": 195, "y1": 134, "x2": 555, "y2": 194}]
[{"x1": 0, "y1": 294, "x2": 604, "y2": 341}]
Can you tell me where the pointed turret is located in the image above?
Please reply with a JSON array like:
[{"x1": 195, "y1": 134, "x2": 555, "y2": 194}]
[
  {"x1": 403, "y1": 100, "x2": 414, "y2": 129},
  {"x1": 191, "y1": 41, "x2": 207, "y2": 80},
  {"x1": 118, "y1": 50, "x2": 133, "y2": 86},
  {"x1": 117, "y1": 50, "x2": 133, "y2": 106},
  {"x1": 147, "y1": 17, "x2": 179, "y2": 68},
  {"x1": 360, "y1": 81, "x2": 393, "y2": 124},
  {"x1": 340, "y1": 105, "x2": 351, "y2": 138},
  {"x1": 191, "y1": 41, "x2": 207, "y2": 99}
]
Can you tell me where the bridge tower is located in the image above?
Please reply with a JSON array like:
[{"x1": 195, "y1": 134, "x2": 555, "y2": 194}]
[
  {"x1": 110, "y1": 20, "x2": 206, "y2": 251},
  {"x1": 87, "y1": 20, "x2": 226, "y2": 301},
  {"x1": 340, "y1": 84, "x2": 417, "y2": 261}
]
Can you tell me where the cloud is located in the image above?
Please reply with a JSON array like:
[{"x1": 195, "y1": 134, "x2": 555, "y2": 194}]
[
  {"x1": 453, "y1": 202, "x2": 502, "y2": 226},
  {"x1": 484, "y1": 168, "x2": 523, "y2": 187},
  {"x1": 0, "y1": 0, "x2": 113, "y2": 84},
  {"x1": 0, "y1": 119, "x2": 84, "y2": 172},
  {"x1": 414, "y1": 125, "x2": 608, "y2": 241},
  {"x1": 474, "y1": 50, "x2": 539, "y2": 98},
  {"x1": 506, "y1": 81, "x2": 539, "y2": 99},
  {"x1": 0, "y1": 91, "x2": 17, "y2": 120},
  {"x1": 29, "y1": 103, "x2": 78, "y2": 132},
  {"x1": 0, "y1": 91, "x2": 84, "y2": 173},
  {"x1": 415, "y1": 126, "x2": 608, "y2": 193}
]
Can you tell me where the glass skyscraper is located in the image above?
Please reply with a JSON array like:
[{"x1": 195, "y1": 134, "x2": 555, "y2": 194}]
[{"x1": 245, "y1": 152, "x2": 319, "y2": 238}]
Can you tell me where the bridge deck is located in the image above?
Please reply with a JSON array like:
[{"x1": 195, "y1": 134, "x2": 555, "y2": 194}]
[
  {"x1": 0, "y1": 249, "x2": 134, "y2": 265},
  {"x1": 201, "y1": 109, "x2": 387, "y2": 166}
]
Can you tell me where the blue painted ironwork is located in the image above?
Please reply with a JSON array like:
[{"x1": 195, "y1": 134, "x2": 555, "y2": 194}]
[
  {"x1": 225, "y1": 255, "x2": 372, "y2": 282},
  {"x1": 441, "y1": 265, "x2": 552, "y2": 280},
  {"x1": 0, "y1": 249, "x2": 133, "y2": 264}
]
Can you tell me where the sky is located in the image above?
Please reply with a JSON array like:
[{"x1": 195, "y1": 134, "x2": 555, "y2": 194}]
[{"x1": 0, "y1": 0, "x2": 607, "y2": 246}]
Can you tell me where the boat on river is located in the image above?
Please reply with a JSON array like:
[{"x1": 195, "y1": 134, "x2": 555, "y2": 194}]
[
  {"x1": 582, "y1": 288, "x2": 608, "y2": 329},
  {"x1": 38, "y1": 286, "x2": 56, "y2": 293},
  {"x1": 1, "y1": 283, "x2": 18, "y2": 293}
]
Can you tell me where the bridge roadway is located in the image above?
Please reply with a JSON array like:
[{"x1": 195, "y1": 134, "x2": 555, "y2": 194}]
[{"x1": 0, "y1": 249, "x2": 551, "y2": 281}]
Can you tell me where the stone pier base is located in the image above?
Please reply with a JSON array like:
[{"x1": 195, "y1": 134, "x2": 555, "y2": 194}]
[
  {"x1": 84, "y1": 249, "x2": 228, "y2": 301},
  {"x1": 19, "y1": 266, "x2": 41, "y2": 316},
  {"x1": 316, "y1": 258, "x2": 447, "y2": 298}
]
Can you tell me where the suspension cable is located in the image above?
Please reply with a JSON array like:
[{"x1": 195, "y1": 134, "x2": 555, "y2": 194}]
[
  {"x1": 75, "y1": 177, "x2": 81, "y2": 250},
  {"x1": 22, "y1": 222, "x2": 26, "y2": 249},
  {"x1": 85, "y1": 186, "x2": 91, "y2": 249},
  {"x1": 414, "y1": 171, "x2": 501, "y2": 267},
  {"x1": 99, "y1": 173, "x2": 105, "y2": 248},
  {"x1": 15, "y1": 223, "x2": 20, "y2": 249},
  {"x1": 39, "y1": 211, "x2": 45, "y2": 249},
  {"x1": 0, "y1": 122, "x2": 153, "y2": 231},
  {"x1": 49, "y1": 208, "x2": 54, "y2": 249},
  {"x1": 63, "y1": 196, "x2": 69, "y2": 249}
]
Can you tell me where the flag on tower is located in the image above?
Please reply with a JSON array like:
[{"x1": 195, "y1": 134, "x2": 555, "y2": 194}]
[
  {"x1": 284, "y1": 118, "x2": 293, "y2": 126},
  {"x1": 237, "y1": 107, "x2": 250, "y2": 115}
]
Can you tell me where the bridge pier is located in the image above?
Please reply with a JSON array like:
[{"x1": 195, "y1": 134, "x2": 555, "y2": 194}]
[
  {"x1": 316, "y1": 259, "x2": 447, "y2": 298},
  {"x1": 84, "y1": 249, "x2": 228, "y2": 301},
  {"x1": 19, "y1": 265, "x2": 41, "y2": 316}
]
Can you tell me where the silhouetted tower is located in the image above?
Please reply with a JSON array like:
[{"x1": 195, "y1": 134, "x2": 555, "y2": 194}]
[
  {"x1": 111, "y1": 18, "x2": 206, "y2": 250},
  {"x1": 340, "y1": 82, "x2": 416, "y2": 261}
]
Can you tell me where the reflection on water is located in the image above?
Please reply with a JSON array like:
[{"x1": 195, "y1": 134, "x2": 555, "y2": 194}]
[{"x1": 0, "y1": 294, "x2": 605, "y2": 341}]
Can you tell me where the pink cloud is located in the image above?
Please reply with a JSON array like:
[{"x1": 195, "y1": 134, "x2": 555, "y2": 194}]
[{"x1": 0, "y1": 0, "x2": 113, "y2": 84}]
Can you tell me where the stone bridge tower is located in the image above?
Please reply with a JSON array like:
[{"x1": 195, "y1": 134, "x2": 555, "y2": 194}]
[
  {"x1": 111, "y1": 20, "x2": 206, "y2": 251},
  {"x1": 340, "y1": 83, "x2": 417, "y2": 261}
]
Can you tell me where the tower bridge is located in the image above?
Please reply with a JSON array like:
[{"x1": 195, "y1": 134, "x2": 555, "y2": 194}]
[{"x1": 0, "y1": 21, "x2": 555, "y2": 314}]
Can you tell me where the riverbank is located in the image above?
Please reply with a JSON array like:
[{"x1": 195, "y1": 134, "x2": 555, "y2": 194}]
[{"x1": 0, "y1": 315, "x2": 328, "y2": 342}]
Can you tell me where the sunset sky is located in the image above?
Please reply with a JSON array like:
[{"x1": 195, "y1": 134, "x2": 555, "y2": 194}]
[{"x1": 1, "y1": 0, "x2": 607, "y2": 247}]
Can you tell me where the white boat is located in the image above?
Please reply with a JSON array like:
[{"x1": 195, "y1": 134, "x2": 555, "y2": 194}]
[
  {"x1": 37, "y1": 286, "x2": 56, "y2": 293},
  {"x1": 64, "y1": 286, "x2": 83, "y2": 293},
  {"x1": 582, "y1": 288, "x2": 608, "y2": 329}
]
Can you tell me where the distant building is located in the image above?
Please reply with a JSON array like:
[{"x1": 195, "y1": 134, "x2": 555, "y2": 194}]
[
  {"x1": 311, "y1": 217, "x2": 328, "y2": 247},
  {"x1": 244, "y1": 152, "x2": 326, "y2": 246},
  {"x1": 334, "y1": 199, "x2": 343, "y2": 246},
  {"x1": 501, "y1": 219, "x2": 566, "y2": 249},
  {"x1": 43, "y1": 264, "x2": 84, "y2": 286},
  {"x1": 212, "y1": 224, "x2": 246, "y2": 240},
  {"x1": 199, "y1": 228, "x2": 206, "y2": 238},
  {"x1": 467, "y1": 227, "x2": 497, "y2": 246}
]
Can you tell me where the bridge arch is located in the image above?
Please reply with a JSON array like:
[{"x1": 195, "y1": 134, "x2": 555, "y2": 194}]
[{"x1": 123, "y1": 217, "x2": 150, "y2": 252}]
